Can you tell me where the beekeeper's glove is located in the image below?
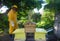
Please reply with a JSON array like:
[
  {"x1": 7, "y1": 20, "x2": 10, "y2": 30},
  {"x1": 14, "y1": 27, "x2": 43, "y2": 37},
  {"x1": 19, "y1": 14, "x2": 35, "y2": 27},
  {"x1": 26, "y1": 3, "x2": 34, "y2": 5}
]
[{"x1": 10, "y1": 21, "x2": 14, "y2": 27}]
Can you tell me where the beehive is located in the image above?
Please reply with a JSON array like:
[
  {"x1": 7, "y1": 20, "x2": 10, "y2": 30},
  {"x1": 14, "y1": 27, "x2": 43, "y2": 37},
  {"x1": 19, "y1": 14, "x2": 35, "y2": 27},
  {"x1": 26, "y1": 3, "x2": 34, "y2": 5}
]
[{"x1": 24, "y1": 21, "x2": 36, "y2": 33}]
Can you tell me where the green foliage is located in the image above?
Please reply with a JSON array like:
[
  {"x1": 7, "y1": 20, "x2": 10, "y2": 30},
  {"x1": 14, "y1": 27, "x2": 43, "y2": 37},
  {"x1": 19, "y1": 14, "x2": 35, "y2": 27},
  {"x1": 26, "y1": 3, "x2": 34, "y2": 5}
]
[
  {"x1": 3, "y1": 0, "x2": 41, "y2": 10},
  {"x1": 36, "y1": 9, "x2": 55, "y2": 29},
  {"x1": 45, "y1": 0, "x2": 60, "y2": 12},
  {"x1": 32, "y1": 13, "x2": 41, "y2": 23},
  {"x1": 0, "y1": 15, "x2": 8, "y2": 31},
  {"x1": 0, "y1": 0, "x2": 57, "y2": 30},
  {"x1": 46, "y1": 0, "x2": 50, "y2": 3}
]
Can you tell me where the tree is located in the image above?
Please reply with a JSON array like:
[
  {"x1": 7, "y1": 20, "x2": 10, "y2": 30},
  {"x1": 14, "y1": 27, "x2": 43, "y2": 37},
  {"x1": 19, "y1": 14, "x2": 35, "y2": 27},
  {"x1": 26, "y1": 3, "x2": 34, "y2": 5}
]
[
  {"x1": 0, "y1": 0, "x2": 57, "y2": 30},
  {"x1": 2, "y1": 0, "x2": 42, "y2": 20},
  {"x1": 0, "y1": 0, "x2": 42, "y2": 30}
]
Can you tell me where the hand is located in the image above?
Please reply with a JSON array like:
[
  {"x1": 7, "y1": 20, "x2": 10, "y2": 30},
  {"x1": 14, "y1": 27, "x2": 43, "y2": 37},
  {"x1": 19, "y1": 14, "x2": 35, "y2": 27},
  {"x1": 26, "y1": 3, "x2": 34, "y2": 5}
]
[{"x1": 10, "y1": 21, "x2": 14, "y2": 27}]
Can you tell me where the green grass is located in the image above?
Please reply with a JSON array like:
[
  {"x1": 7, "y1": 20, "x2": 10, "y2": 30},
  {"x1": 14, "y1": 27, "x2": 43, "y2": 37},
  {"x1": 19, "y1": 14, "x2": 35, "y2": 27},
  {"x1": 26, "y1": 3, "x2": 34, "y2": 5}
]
[{"x1": 13, "y1": 28, "x2": 46, "y2": 40}]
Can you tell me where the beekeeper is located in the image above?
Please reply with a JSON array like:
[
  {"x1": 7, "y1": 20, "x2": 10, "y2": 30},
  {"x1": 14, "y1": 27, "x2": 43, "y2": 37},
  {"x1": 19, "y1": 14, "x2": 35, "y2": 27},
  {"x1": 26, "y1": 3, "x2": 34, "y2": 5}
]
[{"x1": 8, "y1": 5, "x2": 18, "y2": 41}]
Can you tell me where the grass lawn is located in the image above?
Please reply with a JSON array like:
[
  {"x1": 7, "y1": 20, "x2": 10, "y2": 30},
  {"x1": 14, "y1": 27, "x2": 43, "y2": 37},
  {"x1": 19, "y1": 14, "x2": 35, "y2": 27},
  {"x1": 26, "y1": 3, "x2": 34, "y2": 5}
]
[{"x1": 13, "y1": 28, "x2": 46, "y2": 40}]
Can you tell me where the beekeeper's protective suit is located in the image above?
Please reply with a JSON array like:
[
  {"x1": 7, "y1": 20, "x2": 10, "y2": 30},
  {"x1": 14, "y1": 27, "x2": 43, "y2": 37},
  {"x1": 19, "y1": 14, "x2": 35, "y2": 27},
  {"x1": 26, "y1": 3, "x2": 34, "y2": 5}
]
[{"x1": 8, "y1": 5, "x2": 18, "y2": 41}]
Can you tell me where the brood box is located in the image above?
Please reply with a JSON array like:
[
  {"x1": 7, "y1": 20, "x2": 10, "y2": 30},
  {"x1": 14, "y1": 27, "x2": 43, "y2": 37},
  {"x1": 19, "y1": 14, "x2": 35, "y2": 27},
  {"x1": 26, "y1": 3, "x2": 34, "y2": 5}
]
[{"x1": 24, "y1": 21, "x2": 36, "y2": 33}]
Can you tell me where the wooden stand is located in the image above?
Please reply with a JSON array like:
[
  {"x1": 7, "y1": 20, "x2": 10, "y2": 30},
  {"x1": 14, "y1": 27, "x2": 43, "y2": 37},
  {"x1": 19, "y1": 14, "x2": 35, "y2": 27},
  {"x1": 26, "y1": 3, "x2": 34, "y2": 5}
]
[{"x1": 26, "y1": 33, "x2": 35, "y2": 41}]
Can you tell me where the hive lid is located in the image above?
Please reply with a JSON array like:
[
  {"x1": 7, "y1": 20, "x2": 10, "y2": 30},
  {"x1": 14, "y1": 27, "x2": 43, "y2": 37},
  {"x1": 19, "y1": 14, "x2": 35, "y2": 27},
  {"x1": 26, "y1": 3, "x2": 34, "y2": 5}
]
[
  {"x1": 36, "y1": 28, "x2": 47, "y2": 33},
  {"x1": 24, "y1": 21, "x2": 36, "y2": 25},
  {"x1": 13, "y1": 28, "x2": 24, "y2": 34}
]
